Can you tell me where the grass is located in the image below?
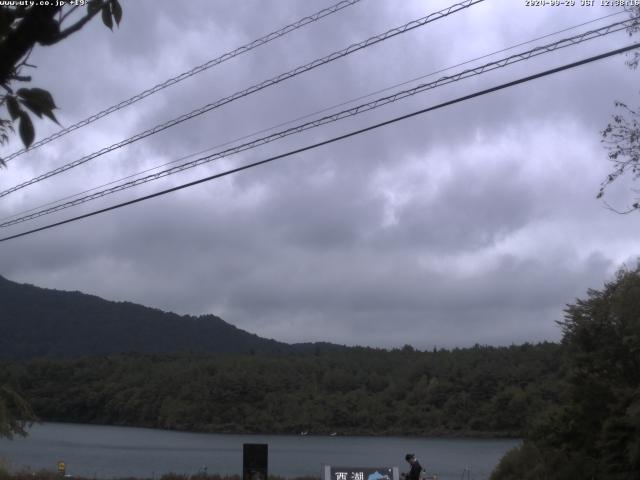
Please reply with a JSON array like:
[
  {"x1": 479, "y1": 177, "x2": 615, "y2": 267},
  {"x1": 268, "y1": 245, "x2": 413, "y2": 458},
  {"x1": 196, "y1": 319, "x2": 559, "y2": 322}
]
[
  {"x1": 0, "y1": 471, "x2": 321, "y2": 480},
  {"x1": 0, "y1": 459, "x2": 10, "y2": 477}
]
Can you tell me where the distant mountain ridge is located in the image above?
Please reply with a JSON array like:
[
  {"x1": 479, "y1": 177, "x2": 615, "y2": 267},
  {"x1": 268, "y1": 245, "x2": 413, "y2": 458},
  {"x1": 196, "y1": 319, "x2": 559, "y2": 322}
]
[{"x1": 0, "y1": 275, "x2": 343, "y2": 359}]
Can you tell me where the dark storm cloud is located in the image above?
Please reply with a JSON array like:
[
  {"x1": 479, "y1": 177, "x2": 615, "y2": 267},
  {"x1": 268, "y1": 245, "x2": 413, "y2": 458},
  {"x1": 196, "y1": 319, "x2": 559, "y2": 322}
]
[{"x1": 1, "y1": 0, "x2": 639, "y2": 348}]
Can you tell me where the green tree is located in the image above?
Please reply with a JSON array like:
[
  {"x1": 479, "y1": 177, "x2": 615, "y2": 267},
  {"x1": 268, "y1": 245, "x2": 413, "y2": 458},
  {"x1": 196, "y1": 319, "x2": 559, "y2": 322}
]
[
  {"x1": 492, "y1": 262, "x2": 640, "y2": 479},
  {"x1": 0, "y1": 0, "x2": 123, "y2": 436},
  {"x1": 0, "y1": 0, "x2": 122, "y2": 164},
  {"x1": 0, "y1": 384, "x2": 36, "y2": 439},
  {"x1": 555, "y1": 262, "x2": 640, "y2": 477},
  {"x1": 599, "y1": 6, "x2": 640, "y2": 211}
]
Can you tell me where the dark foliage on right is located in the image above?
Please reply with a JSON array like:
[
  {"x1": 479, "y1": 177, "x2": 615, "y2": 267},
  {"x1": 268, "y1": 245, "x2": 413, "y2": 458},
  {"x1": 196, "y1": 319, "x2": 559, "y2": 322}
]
[{"x1": 491, "y1": 263, "x2": 640, "y2": 479}]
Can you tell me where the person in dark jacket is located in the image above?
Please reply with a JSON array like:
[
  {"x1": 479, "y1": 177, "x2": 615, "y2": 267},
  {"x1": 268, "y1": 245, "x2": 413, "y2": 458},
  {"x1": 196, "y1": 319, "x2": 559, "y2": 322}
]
[{"x1": 404, "y1": 453, "x2": 423, "y2": 480}]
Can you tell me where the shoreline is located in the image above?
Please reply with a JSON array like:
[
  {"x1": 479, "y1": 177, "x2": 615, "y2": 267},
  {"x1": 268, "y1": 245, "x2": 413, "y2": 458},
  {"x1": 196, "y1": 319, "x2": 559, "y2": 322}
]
[
  {"x1": 1, "y1": 424, "x2": 516, "y2": 480},
  {"x1": 0, "y1": 470, "x2": 319, "y2": 480},
  {"x1": 25, "y1": 420, "x2": 523, "y2": 440}
]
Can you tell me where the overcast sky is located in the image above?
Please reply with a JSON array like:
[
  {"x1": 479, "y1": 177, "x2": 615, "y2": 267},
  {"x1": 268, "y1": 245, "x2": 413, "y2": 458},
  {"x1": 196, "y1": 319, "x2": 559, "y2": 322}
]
[{"x1": 1, "y1": 0, "x2": 639, "y2": 349}]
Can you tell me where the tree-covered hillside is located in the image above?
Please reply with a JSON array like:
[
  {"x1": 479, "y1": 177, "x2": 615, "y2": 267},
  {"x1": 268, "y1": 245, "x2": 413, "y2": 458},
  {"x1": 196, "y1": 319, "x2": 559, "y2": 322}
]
[
  {"x1": 0, "y1": 343, "x2": 562, "y2": 437},
  {"x1": 0, "y1": 275, "x2": 340, "y2": 359}
]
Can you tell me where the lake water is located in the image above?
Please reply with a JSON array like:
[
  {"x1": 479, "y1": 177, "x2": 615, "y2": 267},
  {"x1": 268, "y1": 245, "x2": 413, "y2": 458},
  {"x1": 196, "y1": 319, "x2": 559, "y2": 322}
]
[{"x1": 0, "y1": 423, "x2": 519, "y2": 480}]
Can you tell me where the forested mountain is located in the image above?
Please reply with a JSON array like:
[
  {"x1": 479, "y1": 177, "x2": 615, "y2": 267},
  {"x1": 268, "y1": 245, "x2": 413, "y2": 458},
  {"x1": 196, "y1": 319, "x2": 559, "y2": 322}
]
[
  {"x1": 0, "y1": 274, "x2": 564, "y2": 439},
  {"x1": 0, "y1": 343, "x2": 563, "y2": 437},
  {"x1": 0, "y1": 275, "x2": 340, "y2": 359}
]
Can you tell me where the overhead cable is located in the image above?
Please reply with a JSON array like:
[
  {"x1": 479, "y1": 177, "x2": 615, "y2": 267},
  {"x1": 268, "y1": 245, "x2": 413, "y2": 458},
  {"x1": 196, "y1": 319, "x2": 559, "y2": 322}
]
[
  {"x1": 0, "y1": 17, "x2": 634, "y2": 228},
  {"x1": 1, "y1": 9, "x2": 625, "y2": 225},
  {"x1": 2, "y1": 0, "x2": 364, "y2": 163},
  {"x1": 1, "y1": 42, "x2": 638, "y2": 243},
  {"x1": 0, "y1": 0, "x2": 484, "y2": 198}
]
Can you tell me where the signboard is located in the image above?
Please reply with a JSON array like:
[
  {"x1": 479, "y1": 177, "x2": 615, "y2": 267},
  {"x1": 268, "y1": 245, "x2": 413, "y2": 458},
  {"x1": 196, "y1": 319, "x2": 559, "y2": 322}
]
[
  {"x1": 57, "y1": 461, "x2": 66, "y2": 476},
  {"x1": 323, "y1": 466, "x2": 399, "y2": 480},
  {"x1": 243, "y1": 443, "x2": 268, "y2": 480}
]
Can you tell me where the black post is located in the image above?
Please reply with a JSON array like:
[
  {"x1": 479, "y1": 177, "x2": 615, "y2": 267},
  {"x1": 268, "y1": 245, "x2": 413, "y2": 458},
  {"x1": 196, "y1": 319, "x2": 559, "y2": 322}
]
[{"x1": 243, "y1": 443, "x2": 268, "y2": 480}]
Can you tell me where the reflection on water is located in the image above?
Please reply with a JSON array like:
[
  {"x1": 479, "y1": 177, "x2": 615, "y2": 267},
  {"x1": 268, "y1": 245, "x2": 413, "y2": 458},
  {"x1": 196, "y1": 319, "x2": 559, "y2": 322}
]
[{"x1": 0, "y1": 423, "x2": 519, "y2": 480}]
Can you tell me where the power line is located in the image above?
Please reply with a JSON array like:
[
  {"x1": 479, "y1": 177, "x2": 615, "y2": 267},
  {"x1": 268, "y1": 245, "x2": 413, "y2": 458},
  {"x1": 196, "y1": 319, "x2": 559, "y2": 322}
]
[
  {"x1": 1, "y1": 10, "x2": 625, "y2": 225},
  {"x1": 2, "y1": 17, "x2": 632, "y2": 226},
  {"x1": 2, "y1": 0, "x2": 364, "y2": 163},
  {"x1": 1, "y1": 17, "x2": 634, "y2": 229},
  {"x1": 328, "y1": 9, "x2": 627, "y2": 112},
  {"x1": 1, "y1": 42, "x2": 638, "y2": 244},
  {"x1": 0, "y1": 0, "x2": 485, "y2": 199}
]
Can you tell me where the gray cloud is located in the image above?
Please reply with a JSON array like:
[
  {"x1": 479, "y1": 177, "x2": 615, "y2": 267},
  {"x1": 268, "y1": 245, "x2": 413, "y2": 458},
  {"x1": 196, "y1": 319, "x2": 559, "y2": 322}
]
[{"x1": 1, "y1": 0, "x2": 639, "y2": 349}]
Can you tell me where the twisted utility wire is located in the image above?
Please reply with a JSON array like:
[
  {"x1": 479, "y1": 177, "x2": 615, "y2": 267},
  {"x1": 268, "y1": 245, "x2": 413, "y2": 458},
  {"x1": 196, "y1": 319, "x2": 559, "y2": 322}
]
[
  {"x1": 2, "y1": 42, "x2": 639, "y2": 243},
  {"x1": 2, "y1": 0, "x2": 364, "y2": 162},
  {"x1": 0, "y1": 16, "x2": 634, "y2": 229},
  {"x1": 1, "y1": 9, "x2": 625, "y2": 224},
  {"x1": 0, "y1": 0, "x2": 484, "y2": 198}
]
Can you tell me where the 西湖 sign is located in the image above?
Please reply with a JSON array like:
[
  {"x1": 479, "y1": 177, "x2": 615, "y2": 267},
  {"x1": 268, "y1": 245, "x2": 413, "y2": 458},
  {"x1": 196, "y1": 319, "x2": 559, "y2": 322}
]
[{"x1": 323, "y1": 466, "x2": 399, "y2": 480}]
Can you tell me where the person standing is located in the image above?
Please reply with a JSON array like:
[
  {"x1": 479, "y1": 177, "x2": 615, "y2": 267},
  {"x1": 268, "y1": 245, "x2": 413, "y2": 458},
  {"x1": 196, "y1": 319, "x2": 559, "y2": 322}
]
[{"x1": 404, "y1": 453, "x2": 423, "y2": 480}]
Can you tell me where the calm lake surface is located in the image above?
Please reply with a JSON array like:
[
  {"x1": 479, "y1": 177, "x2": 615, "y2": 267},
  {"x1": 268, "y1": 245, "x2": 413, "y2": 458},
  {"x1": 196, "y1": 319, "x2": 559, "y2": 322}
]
[{"x1": 0, "y1": 423, "x2": 519, "y2": 480}]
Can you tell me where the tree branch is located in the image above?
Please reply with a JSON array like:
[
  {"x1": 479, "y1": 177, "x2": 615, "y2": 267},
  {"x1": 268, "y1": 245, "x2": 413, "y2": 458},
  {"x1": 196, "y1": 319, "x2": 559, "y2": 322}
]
[
  {"x1": 602, "y1": 200, "x2": 637, "y2": 215},
  {"x1": 59, "y1": 5, "x2": 80, "y2": 25},
  {"x1": 51, "y1": 2, "x2": 105, "y2": 43},
  {"x1": 0, "y1": 6, "x2": 61, "y2": 85}
]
